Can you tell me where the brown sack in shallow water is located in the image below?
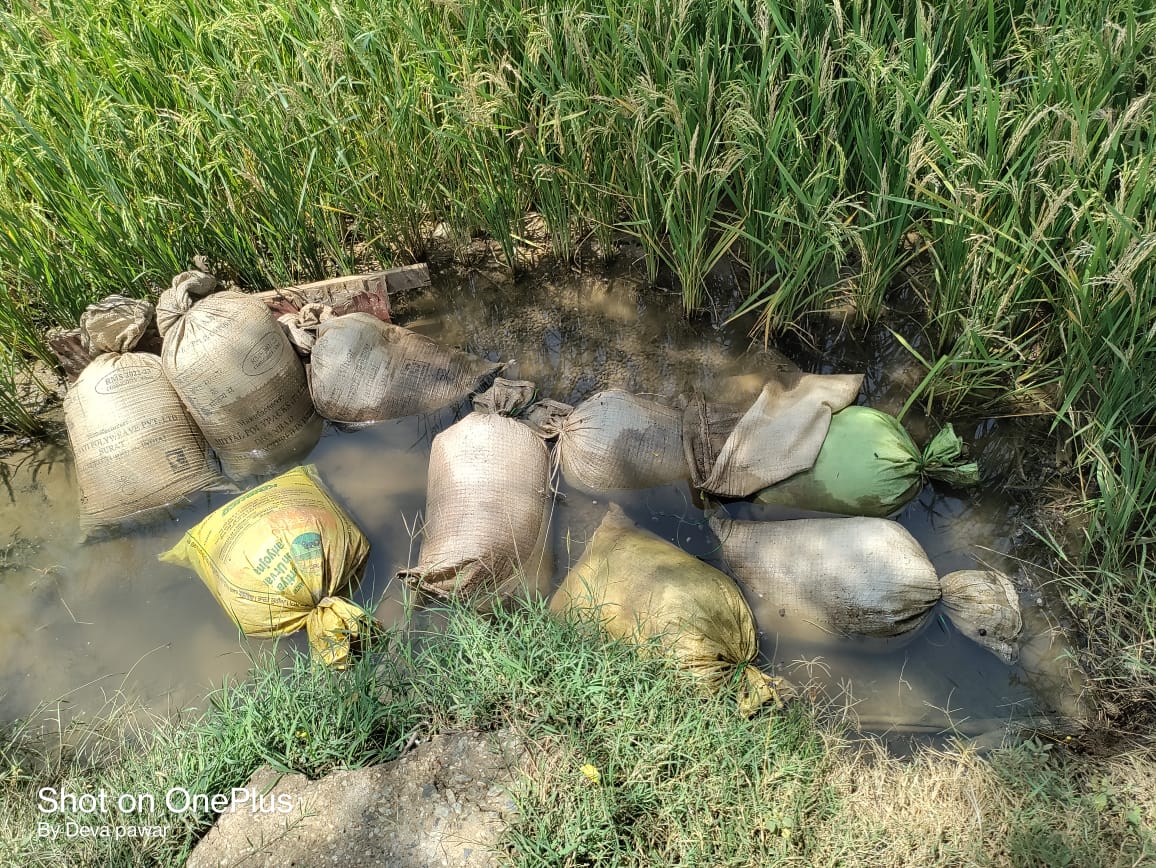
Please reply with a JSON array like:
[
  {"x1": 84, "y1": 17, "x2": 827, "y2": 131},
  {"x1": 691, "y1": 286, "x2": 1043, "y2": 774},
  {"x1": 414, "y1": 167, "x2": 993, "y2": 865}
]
[
  {"x1": 710, "y1": 515, "x2": 1022, "y2": 661},
  {"x1": 309, "y1": 314, "x2": 503, "y2": 424},
  {"x1": 551, "y1": 504, "x2": 785, "y2": 716},
  {"x1": 549, "y1": 390, "x2": 687, "y2": 491},
  {"x1": 65, "y1": 295, "x2": 227, "y2": 535},
  {"x1": 398, "y1": 412, "x2": 552, "y2": 601},
  {"x1": 684, "y1": 371, "x2": 863, "y2": 498},
  {"x1": 159, "y1": 273, "x2": 322, "y2": 479}
]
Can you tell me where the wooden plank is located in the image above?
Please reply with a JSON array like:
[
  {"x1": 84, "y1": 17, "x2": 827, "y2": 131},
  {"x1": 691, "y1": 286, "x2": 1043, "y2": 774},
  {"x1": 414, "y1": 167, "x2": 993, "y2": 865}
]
[{"x1": 254, "y1": 264, "x2": 431, "y2": 323}]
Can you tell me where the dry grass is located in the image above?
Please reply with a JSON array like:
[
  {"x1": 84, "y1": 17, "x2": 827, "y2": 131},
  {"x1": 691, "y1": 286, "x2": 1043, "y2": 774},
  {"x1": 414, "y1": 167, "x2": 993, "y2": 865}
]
[{"x1": 810, "y1": 734, "x2": 1156, "y2": 867}]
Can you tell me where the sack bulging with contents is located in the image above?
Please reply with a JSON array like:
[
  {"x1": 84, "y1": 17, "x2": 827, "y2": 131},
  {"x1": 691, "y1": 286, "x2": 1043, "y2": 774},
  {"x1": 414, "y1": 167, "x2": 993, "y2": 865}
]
[
  {"x1": 309, "y1": 314, "x2": 503, "y2": 424},
  {"x1": 551, "y1": 504, "x2": 787, "y2": 715},
  {"x1": 159, "y1": 465, "x2": 371, "y2": 667},
  {"x1": 548, "y1": 389, "x2": 687, "y2": 491},
  {"x1": 754, "y1": 406, "x2": 980, "y2": 517},
  {"x1": 710, "y1": 515, "x2": 1022, "y2": 661},
  {"x1": 398, "y1": 412, "x2": 552, "y2": 601},
  {"x1": 64, "y1": 295, "x2": 227, "y2": 535},
  {"x1": 158, "y1": 271, "x2": 322, "y2": 479}
]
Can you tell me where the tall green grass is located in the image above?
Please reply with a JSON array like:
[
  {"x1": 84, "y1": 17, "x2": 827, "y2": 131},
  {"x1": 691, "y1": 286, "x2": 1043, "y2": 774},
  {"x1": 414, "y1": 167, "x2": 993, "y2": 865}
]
[{"x1": 0, "y1": 0, "x2": 1153, "y2": 705}]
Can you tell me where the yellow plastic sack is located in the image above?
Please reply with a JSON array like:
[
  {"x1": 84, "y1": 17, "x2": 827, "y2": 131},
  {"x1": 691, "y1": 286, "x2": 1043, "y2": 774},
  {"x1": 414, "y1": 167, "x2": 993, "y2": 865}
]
[
  {"x1": 550, "y1": 504, "x2": 786, "y2": 716},
  {"x1": 159, "y1": 465, "x2": 371, "y2": 667}
]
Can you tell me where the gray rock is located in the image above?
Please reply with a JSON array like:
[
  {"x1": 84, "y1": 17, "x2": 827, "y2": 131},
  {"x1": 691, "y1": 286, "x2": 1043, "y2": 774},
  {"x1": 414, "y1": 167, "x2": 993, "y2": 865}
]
[{"x1": 188, "y1": 729, "x2": 526, "y2": 868}]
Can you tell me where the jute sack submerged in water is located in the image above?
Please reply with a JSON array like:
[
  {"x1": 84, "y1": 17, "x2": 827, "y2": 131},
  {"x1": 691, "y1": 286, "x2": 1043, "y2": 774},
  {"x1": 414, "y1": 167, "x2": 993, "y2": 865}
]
[
  {"x1": 158, "y1": 271, "x2": 322, "y2": 479},
  {"x1": 684, "y1": 371, "x2": 863, "y2": 498},
  {"x1": 710, "y1": 515, "x2": 1022, "y2": 662},
  {"x1": 159, "y1": 465, "x2": 371, "y2": 667},
  {"x1": 754, "y1": 406, "x2": 980, "y2": 517},
  {"x1": 309, "y1": 314, "x2": 504, "y2": 425},
  {"x1": 547, "y1": 389, "x2": 687, "y2": 491},
  {"x1": 551, "y1": 504, "x2": 786, "y2": 716},
  {"x1": 64, "y1": 295, "x2": 227, "y2": 535},
  {"x1": 398, "y1": 411, "x2": 552, "y2": 601}
]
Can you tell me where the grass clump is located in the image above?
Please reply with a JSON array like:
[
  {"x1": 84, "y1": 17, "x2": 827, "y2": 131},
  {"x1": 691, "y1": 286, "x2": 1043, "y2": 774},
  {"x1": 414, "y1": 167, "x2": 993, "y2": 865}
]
[
  {"x1": 413, "y1": 605, "x2": 835, "y2": 865},
  {"x1": 3, "y1": 604, "x2": 1154, "y2": 866}
]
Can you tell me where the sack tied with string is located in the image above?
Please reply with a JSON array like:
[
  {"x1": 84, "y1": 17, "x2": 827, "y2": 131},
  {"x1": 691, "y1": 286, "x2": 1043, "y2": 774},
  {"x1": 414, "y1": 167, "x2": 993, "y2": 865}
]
[
  {"x1": 710, "y1": 515, "x2": 1023, "y2": 662},
  {"x1": 159, "y1": 465, "x2": 371, "y2": 667}
]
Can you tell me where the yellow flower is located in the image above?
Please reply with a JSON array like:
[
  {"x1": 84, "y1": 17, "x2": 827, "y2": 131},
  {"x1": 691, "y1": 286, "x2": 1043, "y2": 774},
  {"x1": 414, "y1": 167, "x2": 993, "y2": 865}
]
[
  {"x1": 579, "y1": 763, "x2": 601, "y2": 784},
  {"x1": 296, "y1": 730, "x2": 309, "y2": 740}
]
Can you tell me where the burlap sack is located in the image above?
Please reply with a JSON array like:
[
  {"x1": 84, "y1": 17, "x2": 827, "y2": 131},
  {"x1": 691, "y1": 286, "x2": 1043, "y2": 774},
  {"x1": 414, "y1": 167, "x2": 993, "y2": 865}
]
[
  {"x1": 551, "y1": 504, "x2": 786, "y2": 716},
  {"x1": 685, "y1": 371, "x2": 863, "y2": 497},
  {"x1": 550, "y1": 390, "x2": 687, "y2": 491},
  {"x1": 710, "y1": 515, "x2": 1021, "y2": 661},
  {"x1": 309, "y1": 314, "x2": 503, "y2": 424},
  {"x1": 159, "y1": 275, "x2": 322, "y2": 479},
  {"x1": 398, "y1": 412, "x2": 552, "y2": 600},
  {"x1": 65, "y1": 296, "x2": 226, "y2": 534}
]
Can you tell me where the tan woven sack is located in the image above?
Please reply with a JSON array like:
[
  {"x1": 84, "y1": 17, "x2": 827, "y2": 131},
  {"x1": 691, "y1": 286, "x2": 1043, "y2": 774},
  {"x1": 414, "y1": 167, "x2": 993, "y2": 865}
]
[
  {"x1": 711, "y1": 515, "x2": 1021, "y2": 661},
  {"x1": 158, "y1": 274, "x2": 321, "y2": 478},
  {"x1": 64, "y1": 295, "x2": 226, "y2": 534},
  {"x1": 398, "y1": 412, "x2": 552, "y2": 601},
  {"x1": 309, "y1": 314, "x2": 503, "y2": 424},
  {"x1": 550, "y1": 390, "x2": 687, "y2": 491}
]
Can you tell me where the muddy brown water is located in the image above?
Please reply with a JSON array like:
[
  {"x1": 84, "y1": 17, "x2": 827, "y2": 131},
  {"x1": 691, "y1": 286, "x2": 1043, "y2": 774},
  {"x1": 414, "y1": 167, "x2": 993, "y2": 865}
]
[{"x1": 0, "y1": 266, "x2": 1085, "y2": 749}]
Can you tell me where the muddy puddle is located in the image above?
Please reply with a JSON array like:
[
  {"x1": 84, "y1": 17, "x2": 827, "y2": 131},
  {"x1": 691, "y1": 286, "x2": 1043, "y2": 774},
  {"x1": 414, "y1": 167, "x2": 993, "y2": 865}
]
[{"x1": 0, "y1": 265, "x2": 1085, "y2": 749}]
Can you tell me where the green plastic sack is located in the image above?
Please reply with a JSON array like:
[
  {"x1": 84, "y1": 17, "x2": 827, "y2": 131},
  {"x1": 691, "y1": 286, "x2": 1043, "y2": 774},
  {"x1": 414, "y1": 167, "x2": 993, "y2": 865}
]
[
  {"x1": 550, "y1": 504, "x2": 787, "y2": 716},
  {"x1": 754, "y1": 406, "x2": 979, "y2": 517}
]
